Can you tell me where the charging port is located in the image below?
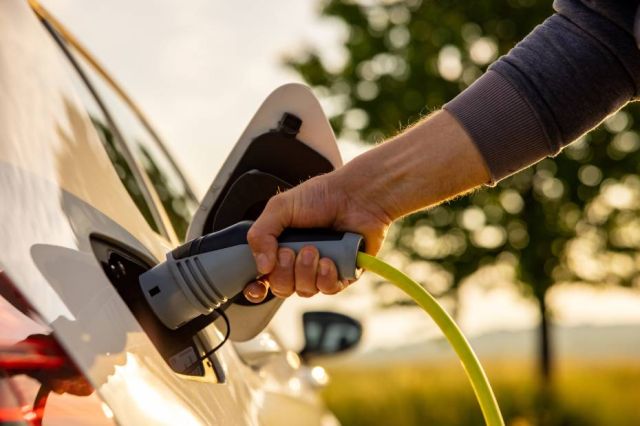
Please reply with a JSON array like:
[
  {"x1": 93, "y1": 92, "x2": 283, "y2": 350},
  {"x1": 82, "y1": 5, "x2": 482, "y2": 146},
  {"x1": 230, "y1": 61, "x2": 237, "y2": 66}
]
[{"x1": 90, "y1": 236, "x2": 225, "y2": 381}]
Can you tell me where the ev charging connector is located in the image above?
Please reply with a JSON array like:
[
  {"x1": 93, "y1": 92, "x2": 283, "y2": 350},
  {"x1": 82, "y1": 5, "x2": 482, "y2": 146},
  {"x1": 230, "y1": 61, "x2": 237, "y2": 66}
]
[
  {"x1": 139, "y1": 221, "x2": 504, "y2": 425},
  {"x1": 139, "y1": 221, "x2": 363, "y2": 330}
]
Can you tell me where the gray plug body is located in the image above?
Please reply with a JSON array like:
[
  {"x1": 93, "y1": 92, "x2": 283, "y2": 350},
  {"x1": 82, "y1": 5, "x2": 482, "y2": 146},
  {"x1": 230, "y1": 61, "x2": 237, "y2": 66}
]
[{"x1": 140, "y1": 221, "x2": 363, "y2": 330}]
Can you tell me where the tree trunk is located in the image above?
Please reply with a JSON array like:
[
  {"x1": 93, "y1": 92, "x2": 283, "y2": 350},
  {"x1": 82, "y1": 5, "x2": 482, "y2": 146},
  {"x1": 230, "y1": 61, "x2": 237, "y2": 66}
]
[{"x1": 538, "y1": 295, "x2": 552, "y2": 383}]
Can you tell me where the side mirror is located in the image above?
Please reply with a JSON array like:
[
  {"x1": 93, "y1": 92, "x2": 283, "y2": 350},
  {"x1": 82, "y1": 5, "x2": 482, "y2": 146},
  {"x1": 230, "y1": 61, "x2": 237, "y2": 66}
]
[{"x1": 300, "y1": 311, "x2": 362, "y2": 359}]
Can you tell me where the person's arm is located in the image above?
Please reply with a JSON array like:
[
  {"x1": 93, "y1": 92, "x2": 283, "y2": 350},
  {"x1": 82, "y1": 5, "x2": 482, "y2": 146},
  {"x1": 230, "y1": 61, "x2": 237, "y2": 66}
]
[
  {"x1": 244, "y1": 0, "x2": 640, "y2": 302},
  {"x1": 445, "y1": 0, "x2": 640, "y2": 182},
  {"x1": 244, "y1": 111, "x2": 488, "y2": 301}
]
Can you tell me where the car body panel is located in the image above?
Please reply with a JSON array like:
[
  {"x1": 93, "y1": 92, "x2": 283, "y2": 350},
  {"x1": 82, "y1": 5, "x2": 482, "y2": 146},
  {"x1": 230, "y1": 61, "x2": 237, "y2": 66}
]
[
  {"x1": 0, "y1": 2, "x2": 257, "y2": 424},
  {"x1": 1, "y1": 1, "x2": 341, "y2": 425}
]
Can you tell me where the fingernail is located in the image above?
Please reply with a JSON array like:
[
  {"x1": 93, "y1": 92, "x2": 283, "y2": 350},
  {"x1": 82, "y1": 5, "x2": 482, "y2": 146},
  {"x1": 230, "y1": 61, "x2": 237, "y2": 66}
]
[
  {"x1": 244, "y1": 285, "x2": 261, "y2": 300},
  {"x1": 256, "y1": 253, "x2": 270, "y2": 274},
  {"x1": 247, "y1": 288, "x2": 261, "y2": 299},
  {"x1": 278, "y1": 250, "x2": 292, "y2": 267},
  {"x1": 302, "y1": 249, "x2": 315, "y2": 266},
  {"x1": 319, "y1": 261, "x2": 329, "y2": 276}
]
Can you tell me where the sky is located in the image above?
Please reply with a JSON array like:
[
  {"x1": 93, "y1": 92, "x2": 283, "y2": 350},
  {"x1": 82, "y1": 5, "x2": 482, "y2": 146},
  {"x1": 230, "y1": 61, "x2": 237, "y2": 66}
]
[
  {"x1": 41, "y1": 0, "x2": 640, "y2": 352},
  {"x1": 42, "y1": 0, "x2": 355, "y2": 196}
]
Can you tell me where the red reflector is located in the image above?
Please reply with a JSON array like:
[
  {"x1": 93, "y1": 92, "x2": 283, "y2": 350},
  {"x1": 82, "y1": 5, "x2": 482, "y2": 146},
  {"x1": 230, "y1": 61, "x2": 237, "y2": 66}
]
[
  {"x1": 0, "y1": 339, "x2": 65, "y2": 372},
  {"x1": 0, "y1": 378, "x2": 42, "y2": 426},
  {"x1": 0, "y1": 406, "x2": 39, "y2": 424},
  {"x1": 0, "y1": 407, "x2": 27, "y2": 421},
  {"x1": 0, "y1": 350, "x2": 65, "y2": 370}
]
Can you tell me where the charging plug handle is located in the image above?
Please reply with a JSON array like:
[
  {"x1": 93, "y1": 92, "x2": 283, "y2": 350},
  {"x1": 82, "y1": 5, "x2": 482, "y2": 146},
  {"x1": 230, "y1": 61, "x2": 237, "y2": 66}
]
[{"x1": 140, "y1": 221, "x2": 364, "y2": 330}]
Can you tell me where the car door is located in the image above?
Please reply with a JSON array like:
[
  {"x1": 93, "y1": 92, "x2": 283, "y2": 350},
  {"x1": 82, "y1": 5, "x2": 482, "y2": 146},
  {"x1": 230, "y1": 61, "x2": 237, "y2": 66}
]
[
  {"x1": 2, "y1": 2, "x2": 259, "y2": 424},
  {"x1": 25, "y1": 3, "x2": 344, "y2": 425}
]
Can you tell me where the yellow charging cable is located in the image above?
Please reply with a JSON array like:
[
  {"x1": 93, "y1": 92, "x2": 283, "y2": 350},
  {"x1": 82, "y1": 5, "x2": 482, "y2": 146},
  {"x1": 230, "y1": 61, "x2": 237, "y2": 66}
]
[{"x1": 356, "y1": 252, "x2": 504, "y2": 426}]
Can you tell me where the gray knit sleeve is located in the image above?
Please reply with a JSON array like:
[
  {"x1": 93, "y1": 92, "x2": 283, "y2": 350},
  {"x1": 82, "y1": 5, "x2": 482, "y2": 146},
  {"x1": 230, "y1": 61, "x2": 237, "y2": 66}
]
[{"x1": 444, "y1": 0, "x2": 640, "y2": 184}]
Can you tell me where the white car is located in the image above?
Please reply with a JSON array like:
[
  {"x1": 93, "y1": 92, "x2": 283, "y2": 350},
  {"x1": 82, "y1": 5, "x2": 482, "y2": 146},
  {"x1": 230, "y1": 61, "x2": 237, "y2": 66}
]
[{"x1": 0, "y1": 1, "x2": 362, "y2": 425}]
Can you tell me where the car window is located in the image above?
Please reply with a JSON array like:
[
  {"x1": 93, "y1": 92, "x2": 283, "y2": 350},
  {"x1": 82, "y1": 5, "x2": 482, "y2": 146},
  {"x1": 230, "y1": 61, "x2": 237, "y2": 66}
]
[
  {"x1": 46, "y1": 30, "x2": 163, "y2": 234},
  {"x1": 66, "y1": 50, "x2": 197, "y2": 241}
]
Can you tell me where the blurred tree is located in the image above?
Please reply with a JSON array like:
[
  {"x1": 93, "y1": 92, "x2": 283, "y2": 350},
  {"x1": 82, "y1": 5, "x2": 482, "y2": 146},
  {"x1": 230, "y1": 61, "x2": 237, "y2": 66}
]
[
  {"x1": 137, "y1": 145, "x2": 194, "y2": 240},
  {"x1": 91, "y1": 117, "x2": 160, "y2": 233},
  {"x1": 286, "y1": 0, "x2": 640, "y2": 383}
]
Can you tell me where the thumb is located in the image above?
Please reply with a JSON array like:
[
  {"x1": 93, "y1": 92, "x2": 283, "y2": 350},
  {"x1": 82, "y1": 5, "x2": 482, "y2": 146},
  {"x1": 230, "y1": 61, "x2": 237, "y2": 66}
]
[{"x1": 247, "y1": 195, "x2": 291, "y2": 275}]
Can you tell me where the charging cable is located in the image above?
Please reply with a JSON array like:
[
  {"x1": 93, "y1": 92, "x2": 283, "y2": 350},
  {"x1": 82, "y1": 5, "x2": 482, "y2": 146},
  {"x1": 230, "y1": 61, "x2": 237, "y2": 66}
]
[
  {"x1": 357, "y1": 252, "x2": 504, "y2": 426},
  {"x1": 185, "y1": 309, "x2": 230, "y2": 375},
  {"x1": 140, "y1": 221, "x2": 504, "y2": 425}
]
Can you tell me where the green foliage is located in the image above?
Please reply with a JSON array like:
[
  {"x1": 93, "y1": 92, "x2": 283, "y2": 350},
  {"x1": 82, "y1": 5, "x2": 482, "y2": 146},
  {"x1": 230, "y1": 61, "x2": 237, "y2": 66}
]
[
  {"x1": 288, "y1": 0, "x2": 640, "y2": 306},
  {"x1": 289, "y1": 0, "x2": 551, "y2": 141},
  {"x1": 288, "y1": 0, "x2": 640, "y2": 380},
  {"x1": 138, "y1": 145, "x2": 195, "y2": 240},
  {"x1": 90, "y1": 117, "x2": 161, "y2": 234}
]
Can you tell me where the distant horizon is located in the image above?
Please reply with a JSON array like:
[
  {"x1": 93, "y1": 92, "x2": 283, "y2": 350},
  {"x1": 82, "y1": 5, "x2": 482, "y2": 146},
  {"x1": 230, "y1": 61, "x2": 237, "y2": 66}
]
[{"x1": 324, "y1": 322, "x2": 640, "y2": 369}]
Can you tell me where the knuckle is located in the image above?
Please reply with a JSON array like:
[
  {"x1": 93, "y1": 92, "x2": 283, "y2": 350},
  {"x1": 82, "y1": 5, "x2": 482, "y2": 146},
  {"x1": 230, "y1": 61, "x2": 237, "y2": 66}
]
[
  {"x1": 296, "y1": 288, "x2": 317, "y2": 298},
  {"x1": 272, "y1": 288, "x2": 293, "y2": 298},
  {"x1": 267, "y1": 277, "x2": 282, "y2": 289},
  {"x1": 266, "y1": 194, "x2": 286, "y2": 211},
  {"x1": 246, "y1": 227, "x2": 261, "y2": 245},
  {"x1": 318, "y1": 282, "x2": 340, "y2": 295},
  {"x1": 269, "y1": 276, "x2": 291, "y2": 291}
]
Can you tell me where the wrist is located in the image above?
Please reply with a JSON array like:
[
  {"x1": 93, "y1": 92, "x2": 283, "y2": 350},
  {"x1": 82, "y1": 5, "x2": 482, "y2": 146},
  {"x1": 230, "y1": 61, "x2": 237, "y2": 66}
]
[
  {"x1": 334, "y1": 110, "x2": 490, "y2": 220},
  {"x1": 331, "y1": 154, "x2": 400, "y2": 223}
]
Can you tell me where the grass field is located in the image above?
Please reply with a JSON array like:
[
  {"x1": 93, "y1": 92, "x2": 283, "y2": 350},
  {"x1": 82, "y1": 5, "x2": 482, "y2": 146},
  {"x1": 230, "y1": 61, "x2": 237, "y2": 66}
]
[{"x1": 321, "y1": 358, "x2": 640, "y2": 426}]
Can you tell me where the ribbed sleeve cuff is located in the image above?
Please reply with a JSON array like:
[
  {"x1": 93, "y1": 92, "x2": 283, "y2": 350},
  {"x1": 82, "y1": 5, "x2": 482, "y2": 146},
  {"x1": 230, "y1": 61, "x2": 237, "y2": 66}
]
[{"x1": 443, "y1": 70, "x2": 552, "y2": 185}]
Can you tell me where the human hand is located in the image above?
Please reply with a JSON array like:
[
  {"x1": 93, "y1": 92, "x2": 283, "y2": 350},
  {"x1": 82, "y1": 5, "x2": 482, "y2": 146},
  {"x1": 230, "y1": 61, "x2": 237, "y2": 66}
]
[
  {"x1": 243, "y1": 111, "x2": 489, "y2": 302},
  {"x1": 244, "y1": 164, "x2": 394, "y2": 302}
]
